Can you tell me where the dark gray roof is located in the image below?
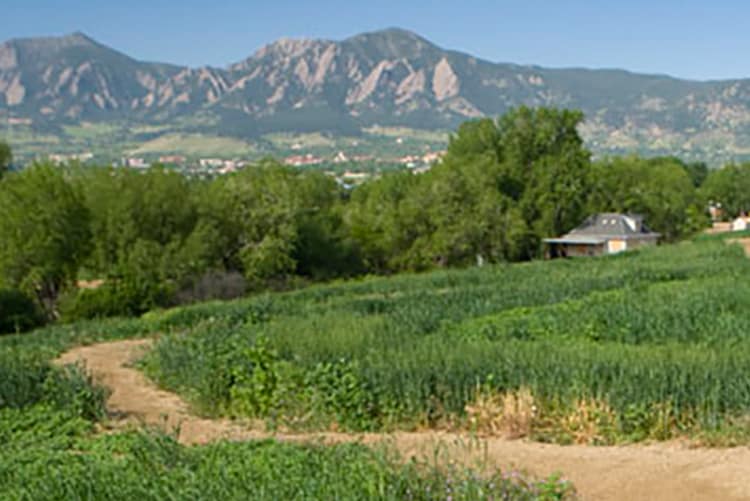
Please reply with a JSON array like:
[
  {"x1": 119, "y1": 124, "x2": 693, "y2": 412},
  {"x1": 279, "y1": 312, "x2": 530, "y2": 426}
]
[{"x1": 544, "y1": 213, "x2": 661, "y2": 244}]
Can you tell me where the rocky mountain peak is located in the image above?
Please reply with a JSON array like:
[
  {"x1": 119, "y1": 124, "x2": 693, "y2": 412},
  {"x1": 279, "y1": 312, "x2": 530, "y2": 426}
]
[
  {"x1": 345, "y1": 28, "x2": 434, "y2": 47},
  {"x1": 253, "y1": 37, "x2": 320, "y2": 60},
  {"x1": 9, "y1": 31, "x2": 99, "y2": 54},
  {"x1": 341, "y1": 27, "x2": 438, "y2": 60}
]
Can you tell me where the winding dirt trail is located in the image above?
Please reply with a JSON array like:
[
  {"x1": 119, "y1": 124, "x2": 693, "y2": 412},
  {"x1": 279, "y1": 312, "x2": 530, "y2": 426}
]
[{"x1": 57, "y1": 339, "x2": 750, "y2": 501}]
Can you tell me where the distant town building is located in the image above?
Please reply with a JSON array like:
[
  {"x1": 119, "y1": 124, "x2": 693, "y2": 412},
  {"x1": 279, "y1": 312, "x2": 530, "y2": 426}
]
[
  {"x1": 48, "y1": 152, "x2": 94, "y2": 164},
  {"x1": 333, "y1": 151, "x2": 349, "y2": 163},
  {"x1": 423, "y1": 151, "x2": 446, "y2": 164},
  {"x1": 124, "y1": 157, "x2": 149, "y2": 169},
  {"x1": 284, "y1": 154, "x2": 324, "y2": 167},
  {"x1": 199, "y1": 158, "x2": 225, "y2": 168},
  {"x1": 341, "y1": 170, "x2": 369, "y2": 180},
  {"x1": 158, "y1": 155, "x2": 187, "y2": 165},
  {"x1": 411, "y1": 165, "x2": 432, "y2": 174},
  {"x1": 8, "y1": 117, "x2": 33, "y2": 125}
]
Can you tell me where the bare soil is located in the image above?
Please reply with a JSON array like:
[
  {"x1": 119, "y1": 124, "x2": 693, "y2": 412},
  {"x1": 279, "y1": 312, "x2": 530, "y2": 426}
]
[{"x1": 56, "y1": 339, "x2": 750, "y2": 501}]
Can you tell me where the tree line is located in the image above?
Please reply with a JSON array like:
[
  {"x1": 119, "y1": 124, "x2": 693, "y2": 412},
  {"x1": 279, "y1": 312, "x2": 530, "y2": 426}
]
[{"x1": 0, "y1": 106, "x2": 746, "y2": 332}]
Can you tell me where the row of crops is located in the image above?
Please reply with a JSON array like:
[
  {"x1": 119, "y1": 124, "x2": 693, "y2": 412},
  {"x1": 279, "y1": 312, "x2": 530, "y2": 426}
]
[{"x1": 132, "y1": 238, "x2": 750, "y2": 444}]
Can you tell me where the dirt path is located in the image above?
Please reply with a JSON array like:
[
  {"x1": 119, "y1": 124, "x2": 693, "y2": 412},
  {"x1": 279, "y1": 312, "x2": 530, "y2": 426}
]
[{"x1": 57, "y1": 339, "x2": 750, "y2": 501}]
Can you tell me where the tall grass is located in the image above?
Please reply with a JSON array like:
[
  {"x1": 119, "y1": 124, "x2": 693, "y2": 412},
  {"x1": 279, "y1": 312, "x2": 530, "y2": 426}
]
[
  {"x1": 0, "y1": 406, "x2": 574, "y2": 500},
  {"x1": 136, "y1": 239, "x2": 750, "y2": 441}
]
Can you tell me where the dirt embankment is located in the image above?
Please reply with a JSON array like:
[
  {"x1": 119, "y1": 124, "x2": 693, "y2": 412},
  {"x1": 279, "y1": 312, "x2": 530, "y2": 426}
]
[{"x1": 57, "y1": 339, "x2": 750, "y2": 501}]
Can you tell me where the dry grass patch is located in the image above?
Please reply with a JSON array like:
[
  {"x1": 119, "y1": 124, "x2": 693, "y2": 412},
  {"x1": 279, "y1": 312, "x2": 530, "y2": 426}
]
[
  {"x1": 558, "y1": 398, "x2": 617, "y2": 445},
  {"x1": 465, "y1": 386, "x2": 536, "y2": 438}
]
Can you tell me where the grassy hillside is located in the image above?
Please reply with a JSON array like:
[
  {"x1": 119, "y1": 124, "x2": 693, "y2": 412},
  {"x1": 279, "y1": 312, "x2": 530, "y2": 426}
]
[{"x1": 128, "y1": 133, "x2": 257, "y2": 157}]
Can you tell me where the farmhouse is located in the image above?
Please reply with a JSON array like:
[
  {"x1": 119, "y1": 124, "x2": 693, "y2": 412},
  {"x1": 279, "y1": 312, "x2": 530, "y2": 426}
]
[{"x1": 544, "y1": 213, "x2": 660, "y2": 258}]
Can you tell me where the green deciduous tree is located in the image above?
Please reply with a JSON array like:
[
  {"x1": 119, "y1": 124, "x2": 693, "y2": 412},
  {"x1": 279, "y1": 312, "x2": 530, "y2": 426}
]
[
  {"x1": 198, "y1": 159, "x2": 357, "y2": 287},
  {"x1": 77, "y1": 166, "x2": 210, "y2": 313},
  {"x1": 0, "y1": 163, "x2": 90, "y2": 317},
  {"x1": 683, "y1": 161, "x2": 709, "y2": 188},
  {"x1": 346, "y1": 171, "x2": 423, "y2": 272},
  {"x1": 292, "y1": 171, "x2": 362, "y2": 279},
  {"x1": 496, "y1": 107, "x2": 592, "y2": 254},
  {"x1": 198, "y1": 160, "x2": 300, "y2": 287}
]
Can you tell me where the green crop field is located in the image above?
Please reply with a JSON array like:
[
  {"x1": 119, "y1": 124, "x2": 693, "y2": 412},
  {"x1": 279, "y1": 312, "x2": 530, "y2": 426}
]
[
  {"x1": 133, "y1": 237, "x2": 750, "y2": 445},
  {"x1": 4, "y1": 234, "x2": 750, "y2": 498}
]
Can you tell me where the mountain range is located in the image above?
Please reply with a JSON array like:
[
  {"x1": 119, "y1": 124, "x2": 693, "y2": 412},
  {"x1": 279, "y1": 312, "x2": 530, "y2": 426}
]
[{"x1": 2, "y1": 28, "x2": 750, "y2": 164}]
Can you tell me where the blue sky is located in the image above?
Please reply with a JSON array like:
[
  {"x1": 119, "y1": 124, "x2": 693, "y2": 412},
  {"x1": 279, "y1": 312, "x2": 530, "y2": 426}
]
[{"x1": 2, "y1": 0, "x2": 747, "y2": 81}]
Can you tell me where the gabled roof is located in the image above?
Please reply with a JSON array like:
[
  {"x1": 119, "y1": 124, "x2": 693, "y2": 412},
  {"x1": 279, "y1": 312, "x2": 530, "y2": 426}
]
[
  {"x1": 570, "y1": 213, "x2": 659, "y2": 237},
  {"x1": 544, "y1": 213, "x2": 661, "y2": 244}
]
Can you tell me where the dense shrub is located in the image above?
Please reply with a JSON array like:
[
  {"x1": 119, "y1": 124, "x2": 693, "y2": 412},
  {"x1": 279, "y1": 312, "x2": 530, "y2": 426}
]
[
  {"x1": 42, "y1": 363, "x2": 109, "y2": 421},
  {"x1": 0, "y1": 355, "x2": 49, "y2": 409},
  {"x1": 0, "y1": 352, "x2": 107, "y2": 421},
  {"x1": 60, "y1": 281, "x2": 172, "y2": 322},
  {"x1": 0, "y1": 288, "x2": 43, "y2": 334}
]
